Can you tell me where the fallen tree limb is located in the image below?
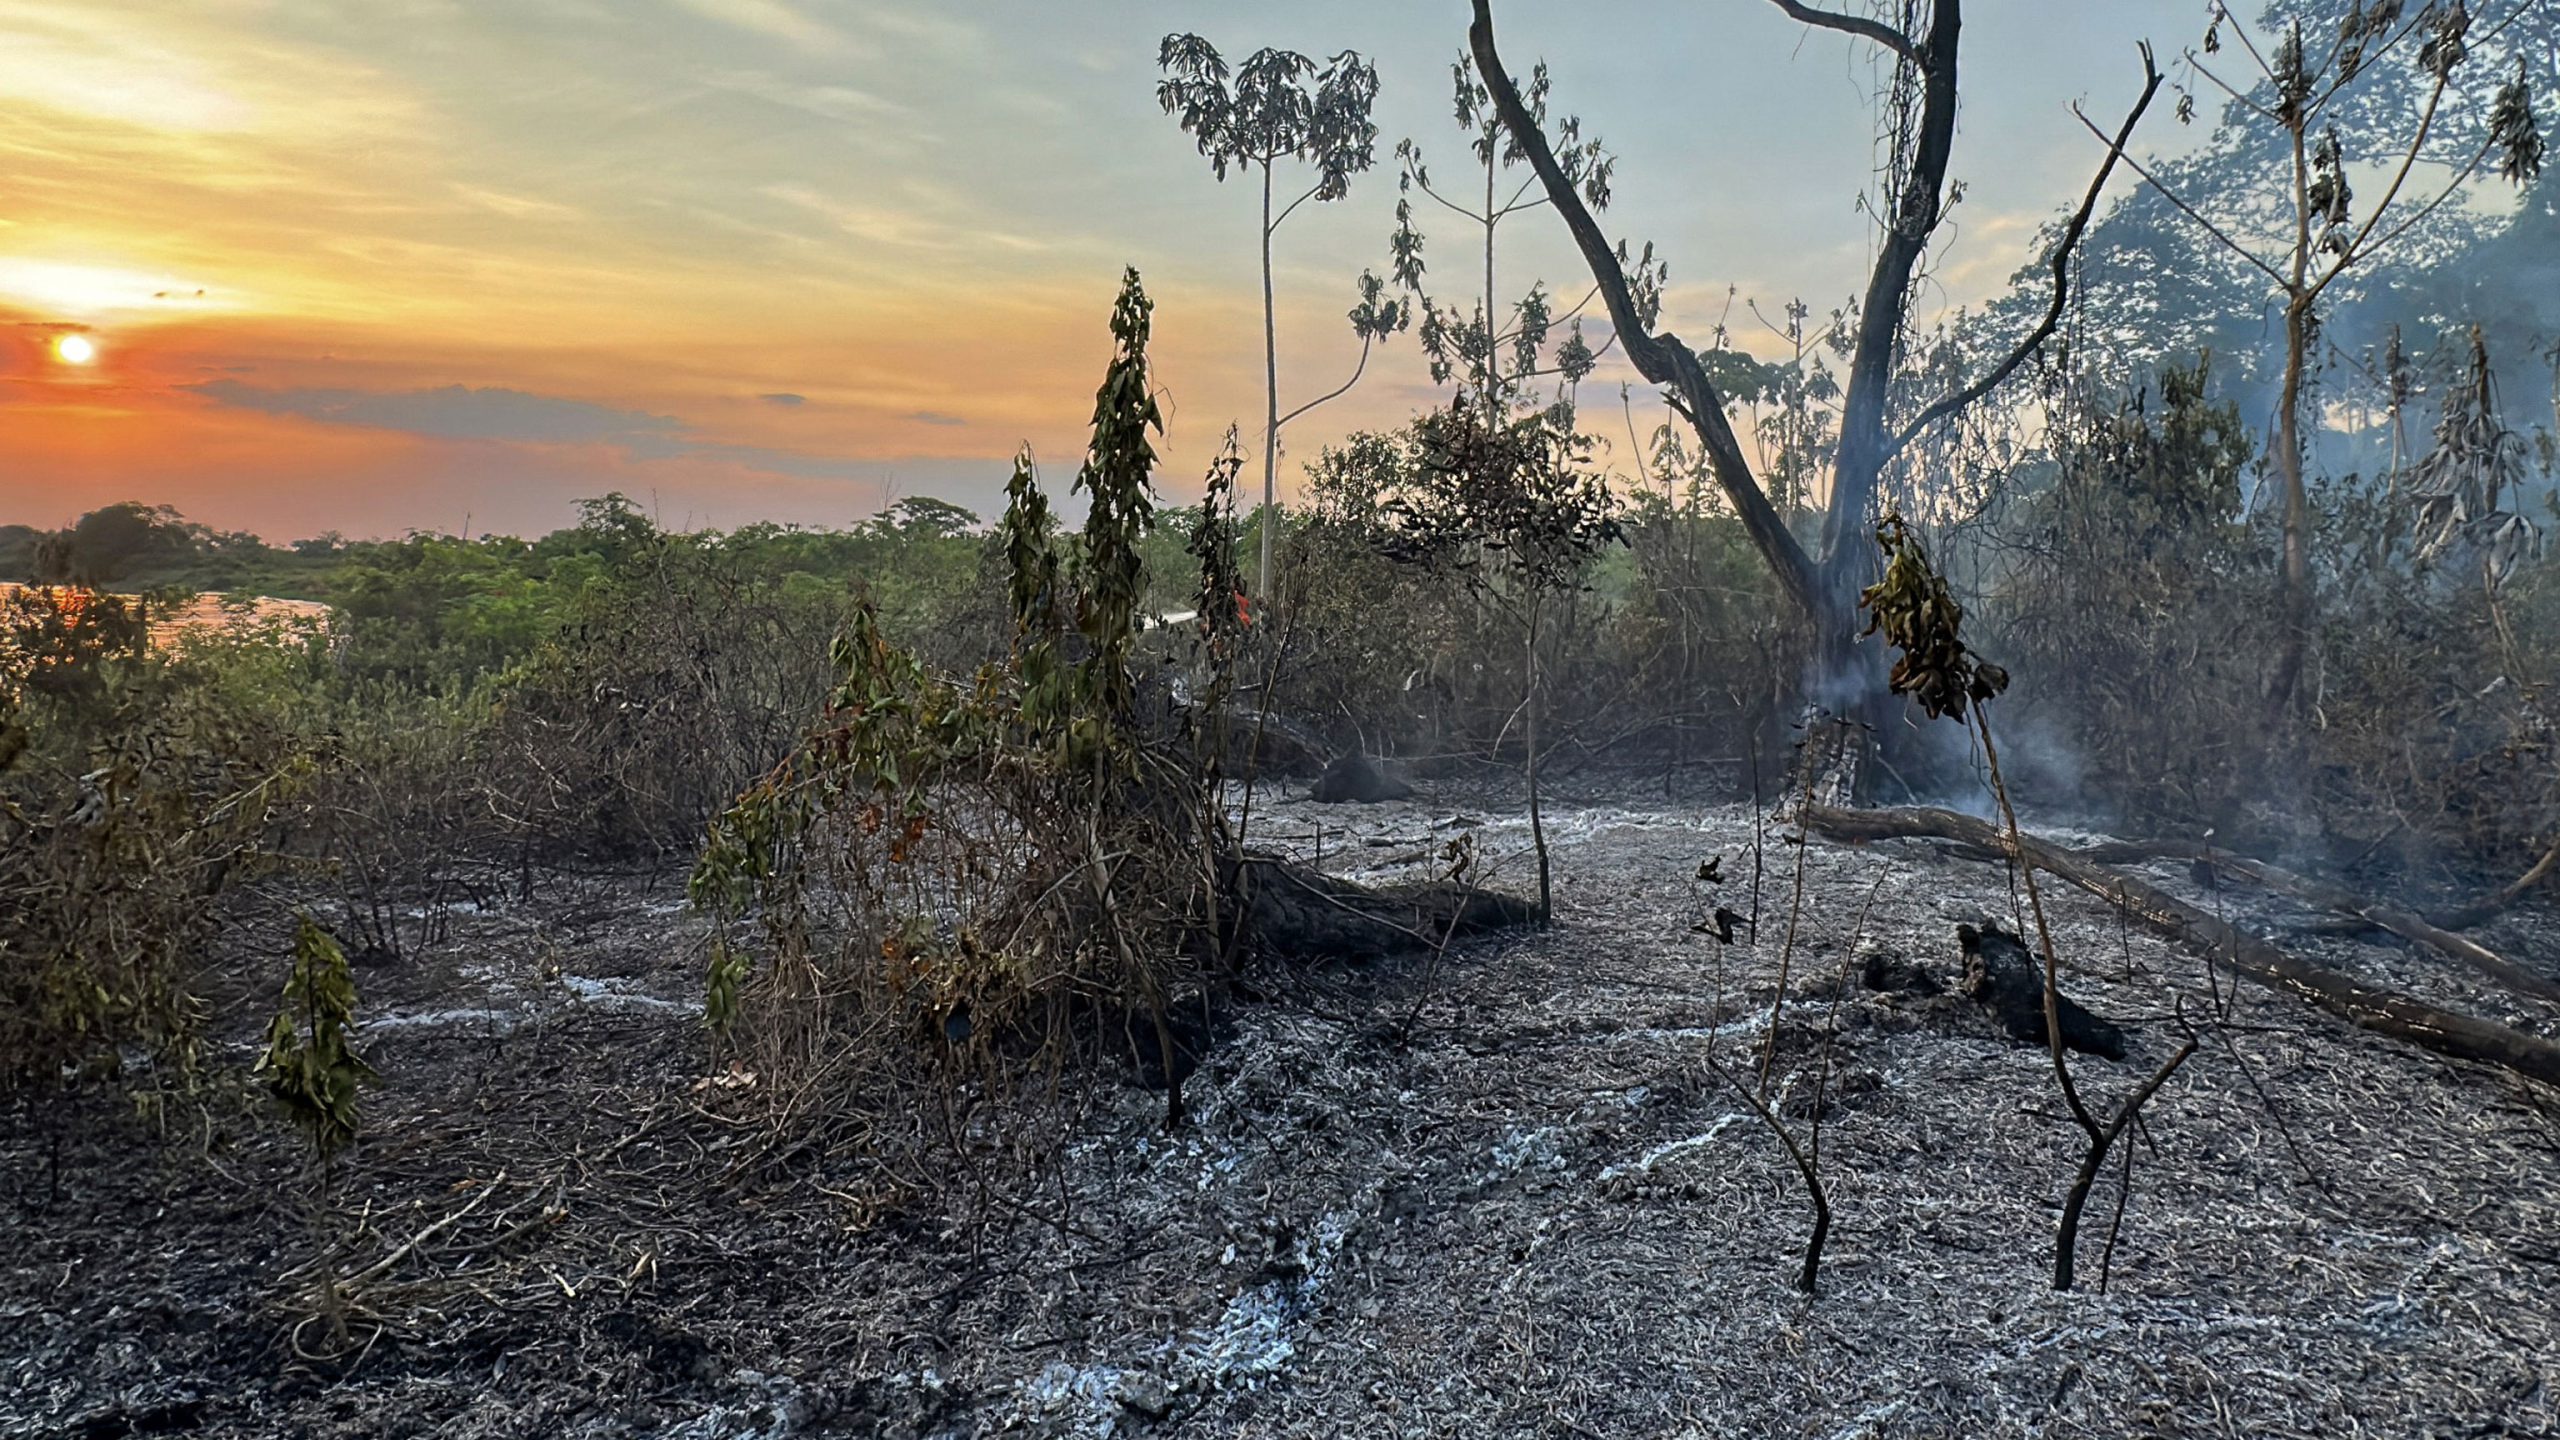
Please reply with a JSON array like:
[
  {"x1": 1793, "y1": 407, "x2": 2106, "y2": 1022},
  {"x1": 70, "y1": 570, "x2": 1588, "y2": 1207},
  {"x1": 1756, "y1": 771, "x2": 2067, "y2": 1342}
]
[
  {"x1": 2076, "y1": 840, "x2": 2560, "y2": 1006},
  {"x1": 2436, "y1": 834, "x2": 2560, "y2": 930},
  {"x1": 1806, "y1": 805, "x2": 2560, "y2": 1090}
]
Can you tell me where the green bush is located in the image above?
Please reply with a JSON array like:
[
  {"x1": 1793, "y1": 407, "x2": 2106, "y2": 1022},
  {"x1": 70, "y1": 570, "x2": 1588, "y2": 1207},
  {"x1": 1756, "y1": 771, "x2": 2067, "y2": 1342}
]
[{"x1": 1, "y1": 589, "x2": 312, "y2": 1091}]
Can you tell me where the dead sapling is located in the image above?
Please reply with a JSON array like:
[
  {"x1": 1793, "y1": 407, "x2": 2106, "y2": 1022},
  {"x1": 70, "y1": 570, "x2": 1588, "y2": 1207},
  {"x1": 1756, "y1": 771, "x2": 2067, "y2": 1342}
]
[
  {"x1": 1858, "y1": 512, "x2": 2197, "y2": 1291},
  {"x1": 1692, "y1": 738, "x2": 1849, "y2": 1293}
]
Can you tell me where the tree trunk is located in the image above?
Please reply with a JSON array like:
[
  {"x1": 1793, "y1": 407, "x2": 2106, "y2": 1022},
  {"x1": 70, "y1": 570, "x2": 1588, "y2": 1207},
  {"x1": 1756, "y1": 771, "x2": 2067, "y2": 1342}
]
[
  {"x1": 1819, "y1": 0, "x2": 1961, "y2": 605},
  {"x1": 2267, "y1": 110, "x2": 2316, "y2": 717},
  {"x1": 1259, "y1": 160, "x2": 1280, "y2": 606},
  {"x1": 2267, "y1": 292, "x2": 2314, "y2": 714},
  {"x1": 1526, "y1": 600, "x2": 1551, "y2": 921},
  {"x1": 1483, "y1": 146, "x2": 1500, "y2": 423}
]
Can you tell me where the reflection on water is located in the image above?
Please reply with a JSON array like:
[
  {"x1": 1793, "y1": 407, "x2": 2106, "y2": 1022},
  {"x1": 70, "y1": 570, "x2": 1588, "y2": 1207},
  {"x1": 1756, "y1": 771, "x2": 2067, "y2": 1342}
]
[{"x1": 0, "y1": 581, "x2": 330, "y2": 651}]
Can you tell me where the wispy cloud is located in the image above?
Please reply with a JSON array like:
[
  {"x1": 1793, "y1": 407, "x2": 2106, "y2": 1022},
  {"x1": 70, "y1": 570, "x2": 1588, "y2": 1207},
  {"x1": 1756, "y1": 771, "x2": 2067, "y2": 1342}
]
[
  {"x1": 190, "y1": 381, "x2": 682, "y2": 447},
  {"x1": 181, "y1": 377, "x2": 1004, "y2": 497},
  {"x1": 759, "y1": 183, "x2": 1049, "y2": 256},
  {"x1": 663, "y1": 0, "x2": 857, "y2": 56}
]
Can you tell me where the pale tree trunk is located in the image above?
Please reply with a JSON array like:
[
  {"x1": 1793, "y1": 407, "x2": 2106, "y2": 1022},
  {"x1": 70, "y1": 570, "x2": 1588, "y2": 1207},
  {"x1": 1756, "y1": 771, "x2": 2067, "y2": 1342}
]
[
  {"x1": 1525, "y1": 597, "x2": 1552, "y2": 921},
  {"x1": 2267, "y1": 117, "x2": 2316, "y2": 717},
  {"x1": 2268, "y1": 295, "x2": 2313, "y2": 714},
  {"x1": 1483, "y1": 148, "x2": 1500, "y2": 424},
  {"x1": 1259, "y1": 159, "x2": 1280, "y2": 605}
]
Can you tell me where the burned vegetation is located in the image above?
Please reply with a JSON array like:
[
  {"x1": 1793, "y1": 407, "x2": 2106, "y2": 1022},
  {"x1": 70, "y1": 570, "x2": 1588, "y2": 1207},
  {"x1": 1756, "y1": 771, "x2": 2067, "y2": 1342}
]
[{"x1": 8, "y1": 2, "x2": 2560, "y2": 1437}]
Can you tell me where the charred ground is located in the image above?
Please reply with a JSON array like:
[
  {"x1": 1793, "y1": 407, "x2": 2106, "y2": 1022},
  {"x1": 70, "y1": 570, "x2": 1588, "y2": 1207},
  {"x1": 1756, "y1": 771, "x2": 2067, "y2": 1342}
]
[{"x1": 11, "y1": 779, "x2": 2556, "y2": 1439}]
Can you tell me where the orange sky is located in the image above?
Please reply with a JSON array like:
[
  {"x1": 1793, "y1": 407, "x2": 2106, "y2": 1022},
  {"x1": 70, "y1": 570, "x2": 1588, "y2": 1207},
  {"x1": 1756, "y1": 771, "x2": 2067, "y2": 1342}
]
[{"x1": 0, "y1": 0, "x2": 2194, "y2": 540}]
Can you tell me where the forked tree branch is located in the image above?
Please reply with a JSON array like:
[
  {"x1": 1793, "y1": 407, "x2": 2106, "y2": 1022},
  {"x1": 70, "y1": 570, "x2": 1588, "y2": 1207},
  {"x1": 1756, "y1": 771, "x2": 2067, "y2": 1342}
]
[
  {"x1": 1886, "y1": 43, "x2": 2164, "y2": 463},
  {"x1": 1469, "y1": 0, "x2": 1825, "y2": 622},
  {"x1": 1768, "y1": 0, "x2": 1922, "y2": 63},
  {"x1": 2072, "y1": 109, "x2": 2291, "y2": 285},
  {"x1": 1277, "y1": 332, "x2": 1376, "y2": 428}
]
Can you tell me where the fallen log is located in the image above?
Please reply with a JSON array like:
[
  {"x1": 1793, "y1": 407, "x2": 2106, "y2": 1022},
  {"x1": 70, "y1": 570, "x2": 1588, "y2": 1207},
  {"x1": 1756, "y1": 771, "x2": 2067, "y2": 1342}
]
[
  {"x1": 2075, "y1": 839, "x2": 2560, "y2": 1007},
  {"x1": 1232, "y1": 854, "x2": 1536, "y2": 963},
  {"x1": 1805, "y1": 804, "x2": 2560, "y2": 1090}
]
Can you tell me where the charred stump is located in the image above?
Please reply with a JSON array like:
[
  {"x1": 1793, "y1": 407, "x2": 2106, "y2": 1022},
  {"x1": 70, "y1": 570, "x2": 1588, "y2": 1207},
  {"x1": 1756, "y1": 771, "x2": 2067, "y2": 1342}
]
[
  {"x1": 1957, "y1": 921, "x2": 2129, "y2": 1060},
  {"x1": 1309, "y1": 752, "x2": 1415, "y2": 805}
]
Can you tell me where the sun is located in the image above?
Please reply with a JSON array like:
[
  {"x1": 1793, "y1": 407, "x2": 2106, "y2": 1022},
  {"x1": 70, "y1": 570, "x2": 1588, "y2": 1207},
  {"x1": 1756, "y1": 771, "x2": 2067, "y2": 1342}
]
[{"x1": 54, "y1": 334, "x2": 97, "y2": 365}]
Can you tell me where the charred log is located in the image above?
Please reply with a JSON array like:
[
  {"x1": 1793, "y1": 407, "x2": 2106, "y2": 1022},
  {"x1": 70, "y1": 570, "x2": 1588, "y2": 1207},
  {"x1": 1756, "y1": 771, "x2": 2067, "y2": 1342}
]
[
  {"x1": 2077, "y1": 839, "x2": 2560, "y2": 1007},
  {"x1": 1808, "y1": 804, "x2": 2560, "y2": 1090},
  {"x1": 1231, "y1": 855, "x2": 1536, "y2": 963}
]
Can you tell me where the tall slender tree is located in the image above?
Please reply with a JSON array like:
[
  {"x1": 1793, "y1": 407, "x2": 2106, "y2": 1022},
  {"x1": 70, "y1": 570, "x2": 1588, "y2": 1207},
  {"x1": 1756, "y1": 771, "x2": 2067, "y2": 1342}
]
[
  {"x1": 1158, "y1": 36, "x2": 1403, "y2": 604},
  {"x1": 1387, "y1": 52, "x2": 1620, "y2": 422},
  {"x1": 2091, "y1": 0, "x2": 2544, "y2": 715}
]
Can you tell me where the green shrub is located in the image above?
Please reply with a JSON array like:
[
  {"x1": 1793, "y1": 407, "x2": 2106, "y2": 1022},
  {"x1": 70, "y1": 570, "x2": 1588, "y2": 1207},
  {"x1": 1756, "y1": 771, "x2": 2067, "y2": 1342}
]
[{"x1": 0, "y1": 589, "x2": 310, "y2": 1091}]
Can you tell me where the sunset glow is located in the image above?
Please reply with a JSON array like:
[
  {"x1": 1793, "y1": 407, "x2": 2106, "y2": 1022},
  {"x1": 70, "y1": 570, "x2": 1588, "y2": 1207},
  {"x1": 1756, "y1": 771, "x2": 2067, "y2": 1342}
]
[{"x1": 0, "y1": 0, "x2": 2195, "y2": 541}]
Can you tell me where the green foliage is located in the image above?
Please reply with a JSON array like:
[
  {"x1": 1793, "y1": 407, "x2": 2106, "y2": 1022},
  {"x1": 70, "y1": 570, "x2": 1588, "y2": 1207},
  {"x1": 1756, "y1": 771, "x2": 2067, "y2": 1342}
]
[
  {"x1": 1, "y1": 586, "x2": 309, "y2": 1092},
  {"x1": 1368, "y1": 399, "x2": 1622, "y2": 917},
  {"x1": 1267, "y1": 410, "x2": 1786, "y2": 770},
  {"x1": 1157, "y1": 37, "x2": 1381, "y2": 196},
  {"x1": 255, "y1": 915, "x2": 373, "y2": 1160},
  {"x1": 689, "y1": 270, "x2": 1206, "y2": 1158},
  {"x1": 1379, "y1": 400, "x2": 1623, "y2": 596},
  {"x1": 1977, "y1": 360, "x2": 2276, "y2": 820},
  {"x1": 1186, "y1": 428, "x2": 1252, "y2": 674},
  {"x1": 1069, "y1": 268, "x2": 1165, "y2": 740},
  {"x1": 1979, "y1": 350, "x2": 2559, "y2": 864},
  {"x1": 1387, "y1": 52, "x2": 1633, "y2": 412}
]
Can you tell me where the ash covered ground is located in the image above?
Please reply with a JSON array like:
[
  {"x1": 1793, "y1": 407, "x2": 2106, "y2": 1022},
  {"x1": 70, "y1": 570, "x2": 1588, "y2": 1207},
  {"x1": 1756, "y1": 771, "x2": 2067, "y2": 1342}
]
[{"x1": 8, "y1": 779, "x2": 2558, "y2": 1438}]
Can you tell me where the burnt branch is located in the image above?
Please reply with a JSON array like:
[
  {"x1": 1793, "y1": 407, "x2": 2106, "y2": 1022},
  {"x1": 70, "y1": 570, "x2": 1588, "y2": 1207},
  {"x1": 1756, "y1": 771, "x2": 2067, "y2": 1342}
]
[
  {"x1": 1887, "y1": 43, "x2": 2163, "y2": 465},
  {"x1": 1467, "y1": 0, "x2": 1825, "y2": 624},
  {"x1": 1807, "y1": 804, "x2": 2560, "y2": 1091},
  {"x1": 1767, "y1": 0, "x2": 1921, "y2": 62}
]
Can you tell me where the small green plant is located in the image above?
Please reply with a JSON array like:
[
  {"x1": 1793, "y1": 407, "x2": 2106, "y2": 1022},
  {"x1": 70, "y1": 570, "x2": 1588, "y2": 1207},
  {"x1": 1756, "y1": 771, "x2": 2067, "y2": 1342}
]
[
  {"x1": 1379, "y1": 399, "x2": 1622, "y2": 920},
  {"x1": 2, "y1": 586, "x2": 307, "y2": 1094},
  {"x1": 256, "y1": 915, "x2": 374, "y2": 1161}
]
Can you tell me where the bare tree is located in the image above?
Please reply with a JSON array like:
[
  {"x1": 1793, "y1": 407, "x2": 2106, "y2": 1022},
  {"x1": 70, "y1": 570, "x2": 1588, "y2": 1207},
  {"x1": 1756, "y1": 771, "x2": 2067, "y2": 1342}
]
[
  {"x1": 1465, "y1": 0, "x2": 2160, "y2": 792},
  {"x1": 1158, "y1": 36, "x2": 1406, "y2": 604}
]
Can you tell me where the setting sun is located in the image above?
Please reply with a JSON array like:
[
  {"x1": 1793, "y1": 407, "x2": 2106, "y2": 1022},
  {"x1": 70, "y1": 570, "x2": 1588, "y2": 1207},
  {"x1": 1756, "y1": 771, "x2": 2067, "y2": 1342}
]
[{"x1": 53, "y1": 333, "x2": 96, "y2": 365}]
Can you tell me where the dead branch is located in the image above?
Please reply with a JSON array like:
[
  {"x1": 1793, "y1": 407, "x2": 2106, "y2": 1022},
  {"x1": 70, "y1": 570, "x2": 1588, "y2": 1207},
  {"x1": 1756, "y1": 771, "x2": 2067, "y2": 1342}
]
[
  {"x1": 2078, "y1": 839, "x2": 2560, "y2": 1006},
  {"x1": 325, "y1": 1169, "x2": 510, "y2": 1293},
  {"x1": 1767, "y1": 0, "x2": 1921, "y2": 62},
  {"x1": 1805, "y1": 805, "x2": 2560, "y2": 1090},
  {"x1": 2055, "y1": 1023, "x2": 2197, "y2": 1291},
  {"x1": 1885, "y1": 44, "x2": 2163, "y2": 468},
  {"x1": 2435, "y1": 834, "x2": 2560, "y2": 930}
]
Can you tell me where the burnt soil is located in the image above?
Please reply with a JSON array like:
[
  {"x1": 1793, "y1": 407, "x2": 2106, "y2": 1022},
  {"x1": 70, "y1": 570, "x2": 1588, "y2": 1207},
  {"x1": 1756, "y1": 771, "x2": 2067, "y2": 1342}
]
[{"x1": 8, "y1": 781, "x2": 2559, "y2": 1439}]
